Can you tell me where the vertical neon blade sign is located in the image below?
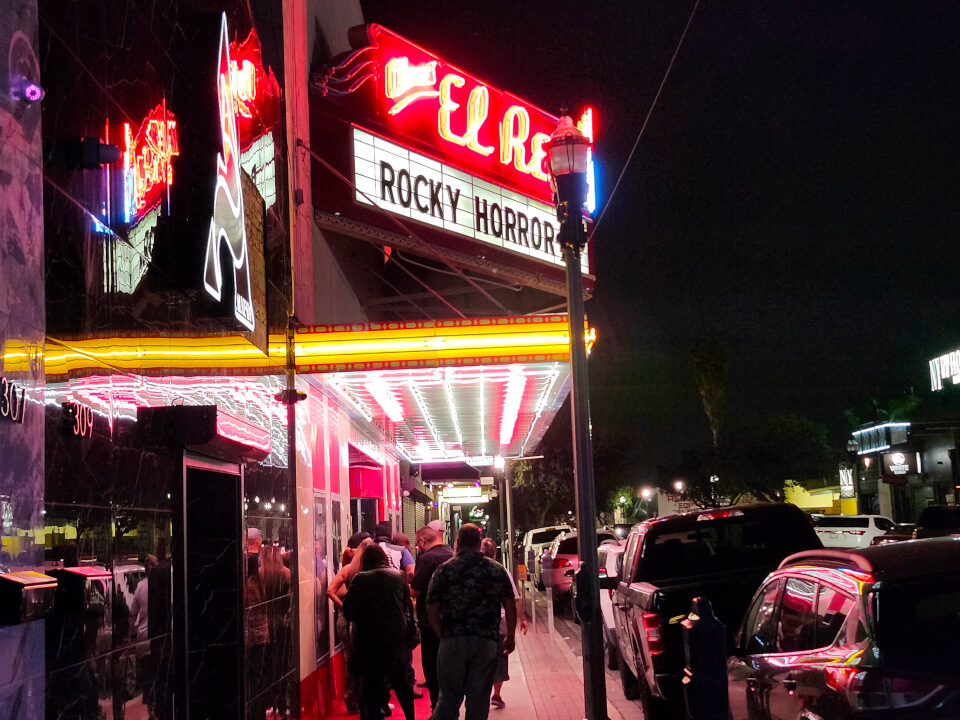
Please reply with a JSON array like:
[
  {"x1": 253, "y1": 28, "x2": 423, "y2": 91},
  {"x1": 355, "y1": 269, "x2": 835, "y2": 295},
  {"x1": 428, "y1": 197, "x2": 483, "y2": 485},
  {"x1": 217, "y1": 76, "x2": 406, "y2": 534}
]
[
  {"x1": 577, "y1": 108, "x2": 597, "y2": 215},
  {"x1": 203, "y1": 13, "x2": 255, "y2": 331}
]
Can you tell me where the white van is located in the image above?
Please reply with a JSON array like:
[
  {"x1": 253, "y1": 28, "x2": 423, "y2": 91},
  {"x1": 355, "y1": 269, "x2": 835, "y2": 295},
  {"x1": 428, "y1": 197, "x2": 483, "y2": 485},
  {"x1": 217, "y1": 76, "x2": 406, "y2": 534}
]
[{"x1": 521, "y1": 525, "x2": 571, "y2": 587}]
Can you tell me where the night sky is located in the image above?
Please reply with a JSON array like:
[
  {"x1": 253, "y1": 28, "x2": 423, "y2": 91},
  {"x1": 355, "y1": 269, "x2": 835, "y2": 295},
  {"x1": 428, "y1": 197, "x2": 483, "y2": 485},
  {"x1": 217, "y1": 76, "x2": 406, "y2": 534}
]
[{"x1": 360, "y1": 1, "x2": 960, "y2": 479}]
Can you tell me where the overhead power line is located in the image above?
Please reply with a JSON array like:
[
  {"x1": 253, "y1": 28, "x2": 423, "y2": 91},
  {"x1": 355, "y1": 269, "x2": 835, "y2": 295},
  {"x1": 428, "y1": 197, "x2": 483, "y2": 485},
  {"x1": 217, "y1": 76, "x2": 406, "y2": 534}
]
[{"x1": 589, "y1": 0, "x2": 701, "y2": 242}]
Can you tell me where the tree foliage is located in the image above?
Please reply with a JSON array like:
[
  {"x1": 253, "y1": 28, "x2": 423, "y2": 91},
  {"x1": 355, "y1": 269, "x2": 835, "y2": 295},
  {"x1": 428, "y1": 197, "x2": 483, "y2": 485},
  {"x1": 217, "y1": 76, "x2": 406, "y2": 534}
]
[
  {"x1": 509, "y1": 402, "x2": 631, "y2": 532},
  {"x1": 660, "y1": 415, "x2": 839, "y2": 506},
  {"x1": 690, "y1": 339, "x2": 728, "y2": 448}
]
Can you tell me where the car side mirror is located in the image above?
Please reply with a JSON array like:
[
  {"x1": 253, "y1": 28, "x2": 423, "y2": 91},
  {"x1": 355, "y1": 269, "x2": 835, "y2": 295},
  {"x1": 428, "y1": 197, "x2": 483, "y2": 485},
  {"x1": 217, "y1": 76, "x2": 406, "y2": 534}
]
[{"x1": 598, "y1": 574, "x2": 618, "y2": 591}]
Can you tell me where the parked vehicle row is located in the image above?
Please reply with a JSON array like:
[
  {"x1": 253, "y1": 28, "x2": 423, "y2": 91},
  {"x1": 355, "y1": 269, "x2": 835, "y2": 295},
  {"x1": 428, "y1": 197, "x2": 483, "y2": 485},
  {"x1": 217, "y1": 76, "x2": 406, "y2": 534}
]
[
  {"x1": 729, "y1": 540, "x2": 960, "y2": 719},
  {"x1": 610, "y1": 503, "x2": 822, "y2": 720},
  {"x1": 602, "y1": 503, "x2": 960, "y2": 719}
]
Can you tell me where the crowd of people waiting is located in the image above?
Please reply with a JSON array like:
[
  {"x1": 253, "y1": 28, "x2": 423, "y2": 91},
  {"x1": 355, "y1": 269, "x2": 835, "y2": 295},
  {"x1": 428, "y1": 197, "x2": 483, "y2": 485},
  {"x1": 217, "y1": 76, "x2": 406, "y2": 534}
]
[{"x1": 328, "y1": 520, "x2": 527, "y2": 720}]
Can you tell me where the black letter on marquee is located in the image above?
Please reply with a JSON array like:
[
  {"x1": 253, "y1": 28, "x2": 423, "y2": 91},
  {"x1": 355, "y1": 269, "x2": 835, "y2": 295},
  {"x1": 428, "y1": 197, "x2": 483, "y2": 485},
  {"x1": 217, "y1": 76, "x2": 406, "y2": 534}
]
[
  {"x1": 544, "y1": 222, "x2": 556, "y2": 255},
  {"x1": 430, "y1": 180, "x2": 444, "y2": 219},
  {"x1": 397, "y1": 169, "x2": 412, "y2": 208},
  {"x1": 413, "y1": 175, "x2": 429, "y2": 213},
  {"x1": 531, "y1": 217, "x2": 542, "y2": 250},
  {"x1": 490, "y1": 203, "x2": 503, "y2": 238},
  {"x1": 505, "y1": 207, "x2": 517, "y2": 244},
  {"x1": 447, "y1": 187, "x2": 461, "y2": 224},
  {"x1": 381, "y1": 162, "x2": 396, "y2": 203},
  {"x1": 475, "y1": 197, "x2": 489, "y2": 234},
  {"x1": 517, "y1": 212, "x2": 530, "y2": 247}
]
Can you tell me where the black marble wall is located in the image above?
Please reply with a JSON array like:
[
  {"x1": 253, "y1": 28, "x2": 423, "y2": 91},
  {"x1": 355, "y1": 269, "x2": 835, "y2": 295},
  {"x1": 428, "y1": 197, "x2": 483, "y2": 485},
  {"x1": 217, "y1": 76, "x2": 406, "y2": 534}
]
[{"x1": 0, "y1": 1, "x2": 46, "y2": 718}]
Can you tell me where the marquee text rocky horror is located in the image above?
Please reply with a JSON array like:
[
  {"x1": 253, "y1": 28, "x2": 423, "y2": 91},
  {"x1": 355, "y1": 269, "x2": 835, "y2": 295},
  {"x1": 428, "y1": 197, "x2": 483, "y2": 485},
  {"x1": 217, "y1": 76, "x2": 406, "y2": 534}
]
[{"x1": 379, "y1": 161, "x2": 559, "y2": 257}]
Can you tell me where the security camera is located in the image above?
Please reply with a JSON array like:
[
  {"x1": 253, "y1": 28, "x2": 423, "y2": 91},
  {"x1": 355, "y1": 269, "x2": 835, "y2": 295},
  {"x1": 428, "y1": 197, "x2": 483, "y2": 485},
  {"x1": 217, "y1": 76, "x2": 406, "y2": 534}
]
[{"x1": 10, "y1": 75, "x2": 44, "y2": 104}]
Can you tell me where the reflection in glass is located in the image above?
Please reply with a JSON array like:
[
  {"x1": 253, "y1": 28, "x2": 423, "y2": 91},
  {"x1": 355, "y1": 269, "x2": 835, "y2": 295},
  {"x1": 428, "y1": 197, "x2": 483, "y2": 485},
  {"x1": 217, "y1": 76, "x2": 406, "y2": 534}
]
[{"x1": 315, "y1": 495, "x2": 329, "y2": 663}]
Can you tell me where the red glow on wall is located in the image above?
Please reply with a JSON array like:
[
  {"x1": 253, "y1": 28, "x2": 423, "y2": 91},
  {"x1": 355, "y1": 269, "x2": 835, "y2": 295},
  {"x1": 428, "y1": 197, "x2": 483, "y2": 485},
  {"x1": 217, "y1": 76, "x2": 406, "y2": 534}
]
[{"x1": 229, "y1": 28, "x2": 281, "y2": 149}]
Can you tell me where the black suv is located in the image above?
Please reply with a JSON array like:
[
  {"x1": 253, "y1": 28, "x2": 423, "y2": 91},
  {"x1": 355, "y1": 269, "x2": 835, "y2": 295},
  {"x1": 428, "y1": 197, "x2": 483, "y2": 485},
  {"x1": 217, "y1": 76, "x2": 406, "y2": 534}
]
[
  {"x1": 728, "y1": 539, "x2": 960, "y2": 719},
  {"x1": 914, "y1": 506, "x2": 960, "y2": 539}
]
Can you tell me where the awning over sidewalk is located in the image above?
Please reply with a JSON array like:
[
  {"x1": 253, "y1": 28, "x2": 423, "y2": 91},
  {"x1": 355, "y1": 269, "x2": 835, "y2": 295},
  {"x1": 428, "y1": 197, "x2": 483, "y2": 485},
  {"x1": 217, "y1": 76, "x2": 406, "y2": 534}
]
[
  {"x1": 12, "y1": 315, "x2": 593, "y2": 464},
  {"x1": 18, "y1": 314, "x2": 587, "y2": 379}
]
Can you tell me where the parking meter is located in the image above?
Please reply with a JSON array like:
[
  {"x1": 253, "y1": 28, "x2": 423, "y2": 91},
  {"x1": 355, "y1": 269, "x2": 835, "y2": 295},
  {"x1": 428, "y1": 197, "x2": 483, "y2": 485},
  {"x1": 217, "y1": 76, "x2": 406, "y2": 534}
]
[
  {"x1": 541, "y1": 548, "x2": 554, "y2": 587},
  {"x1": 681, "y1": 597, "x2": 728, "y2": 720}
]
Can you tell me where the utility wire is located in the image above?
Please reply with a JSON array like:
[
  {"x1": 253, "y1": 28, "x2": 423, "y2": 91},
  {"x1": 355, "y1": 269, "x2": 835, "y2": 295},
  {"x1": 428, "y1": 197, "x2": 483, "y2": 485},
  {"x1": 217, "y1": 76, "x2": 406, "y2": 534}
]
[
  {"x1": 296, "y1": 139, "x2": 513, "y2": 316},
  {"x1": 589, "y1": 0, "x2": 700, "y2": 243}
]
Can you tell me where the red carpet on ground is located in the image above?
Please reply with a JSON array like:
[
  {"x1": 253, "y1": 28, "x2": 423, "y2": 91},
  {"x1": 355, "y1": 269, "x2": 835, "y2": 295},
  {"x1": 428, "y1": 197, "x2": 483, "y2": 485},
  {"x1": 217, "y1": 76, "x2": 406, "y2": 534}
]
[{"x1": 325, "y1": 646, "x2": 434, "y2": 720}]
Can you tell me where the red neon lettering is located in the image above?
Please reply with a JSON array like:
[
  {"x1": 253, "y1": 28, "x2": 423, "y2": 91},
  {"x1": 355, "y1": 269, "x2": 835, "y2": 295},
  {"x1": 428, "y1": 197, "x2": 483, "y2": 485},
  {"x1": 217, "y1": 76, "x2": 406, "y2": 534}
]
[
  {"x1": 499, "y1": 106, "x2": 530, "y2": 172},
  {"x1": 123, "y1": 103, "x2": 179, "y2": 214},
  {"x1": 230, "y1": 59, "x2": 257, "y2": 118},
  {"x1": 437, "y1": 74, "x2": 493, "y2": 156}
]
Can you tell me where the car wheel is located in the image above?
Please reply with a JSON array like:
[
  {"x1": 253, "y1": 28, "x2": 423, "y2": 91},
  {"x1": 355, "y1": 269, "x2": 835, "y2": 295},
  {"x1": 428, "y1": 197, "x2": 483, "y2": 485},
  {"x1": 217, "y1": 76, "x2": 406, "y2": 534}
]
[
  {"x1": 637, "y1": 671, "x2": 681, "y2": 720},
  {"x1": 617, "y1": 647, "x2": 640, "y2": 700},
  {"x1": 604, "y1": 635, "x2": 618, "y2": 670},
  {"x1": 536, "y1": 579, "x2": 545, "y2": 591}
]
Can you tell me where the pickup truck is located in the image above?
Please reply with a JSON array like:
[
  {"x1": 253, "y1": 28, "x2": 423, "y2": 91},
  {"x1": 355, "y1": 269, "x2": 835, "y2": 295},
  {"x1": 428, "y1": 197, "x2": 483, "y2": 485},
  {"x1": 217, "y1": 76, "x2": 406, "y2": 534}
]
[{"x1": 609, "y1": 503, "x2": 821, "y2": 720}]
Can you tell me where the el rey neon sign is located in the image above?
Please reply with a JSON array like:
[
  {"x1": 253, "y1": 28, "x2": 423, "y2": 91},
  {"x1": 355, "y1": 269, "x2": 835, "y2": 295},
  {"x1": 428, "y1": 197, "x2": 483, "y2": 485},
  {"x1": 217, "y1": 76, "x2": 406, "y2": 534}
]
[{"x1": 325, "y1": 25, "x2": 595, "y2": 205}]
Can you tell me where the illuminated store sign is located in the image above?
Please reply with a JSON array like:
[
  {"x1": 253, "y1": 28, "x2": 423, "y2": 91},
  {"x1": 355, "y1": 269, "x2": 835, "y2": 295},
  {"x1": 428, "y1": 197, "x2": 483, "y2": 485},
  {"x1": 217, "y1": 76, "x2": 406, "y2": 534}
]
[
  {"x1": 322, "y1": 25, "x2": 595, "y2": 206},
  {"x1": 930, "y1": 348, "x2": 960, "y2": 391},
  {"x1": 882, "y1": 451, "x2": 920, "y2": 477},
  {"x1": 353, "y1": 128, "x2": 589, "y2": 273},
  {"x1": 202, "y1": 13, "x2": 254, "y2": 331}
]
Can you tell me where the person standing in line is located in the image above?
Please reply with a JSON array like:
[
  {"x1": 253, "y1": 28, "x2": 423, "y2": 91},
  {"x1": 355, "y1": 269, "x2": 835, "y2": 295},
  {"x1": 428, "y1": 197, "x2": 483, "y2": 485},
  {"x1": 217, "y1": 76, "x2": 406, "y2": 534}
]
[
  {"x1": 374, "y1": 521, "x2": 415, "y2": 580},
  {"x1": 262, "y1": 544, "x2": 292, "y2": 719},
  {"x1": 247, "y1": 527, "x2": 263, "y2": 564},
  {"x1": 410, "y1": 524, "x2": 454, "y2": 710},
  {"x1": 342, "y1": 544, "x2": 417, "y2": 720},
  {"x1": 327, "y1": 533, "x2": 373, "y2": 714},
  {"x1": 425, "y1": 524, "x2": 517, "y2": 720},
  {"x1": 480, "y1": 538, "x2": 527, "y2": 709}
]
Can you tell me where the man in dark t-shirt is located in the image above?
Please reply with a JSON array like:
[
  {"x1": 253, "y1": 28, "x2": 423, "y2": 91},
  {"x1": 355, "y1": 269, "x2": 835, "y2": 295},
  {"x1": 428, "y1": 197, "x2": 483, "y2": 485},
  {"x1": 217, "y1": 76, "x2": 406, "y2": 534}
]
[
  {"x1": 426, "y1": 524, "x2": 516, "y2": 720},
  {"x1": 411, "y1": 524, "x2": 454, "y2": 709}
]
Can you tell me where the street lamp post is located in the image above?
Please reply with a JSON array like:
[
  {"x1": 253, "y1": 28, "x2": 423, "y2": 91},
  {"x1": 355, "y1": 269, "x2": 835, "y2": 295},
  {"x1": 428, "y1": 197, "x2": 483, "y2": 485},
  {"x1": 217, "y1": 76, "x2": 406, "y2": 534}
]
[{"x1": 545, "y1": 114, "x2": 607, "y2": 720}]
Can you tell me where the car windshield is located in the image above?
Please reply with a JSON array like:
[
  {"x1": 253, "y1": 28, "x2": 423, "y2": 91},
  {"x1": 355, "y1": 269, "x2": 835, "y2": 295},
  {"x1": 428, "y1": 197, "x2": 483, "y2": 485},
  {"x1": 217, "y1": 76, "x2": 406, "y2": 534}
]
[
  {"x1": 640, "y1": 513, "x2": 818, "y2": 582},
  {"x1": 875, "y1": 574, "x2": 960, "y2": 674},
  {"x1": 816, "y1": 517, "x2": 869, "y2": 528},
  {"x1": 531, "y1": 529, "x2": 565, "y2": 545}
]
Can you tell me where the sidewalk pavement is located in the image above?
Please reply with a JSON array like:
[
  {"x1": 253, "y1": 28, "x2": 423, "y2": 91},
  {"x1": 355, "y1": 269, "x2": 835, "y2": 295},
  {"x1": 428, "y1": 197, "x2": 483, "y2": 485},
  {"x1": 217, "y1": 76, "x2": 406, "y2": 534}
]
[{"x1": 330, "y1": 595, "x2": 641, "y2": 720}]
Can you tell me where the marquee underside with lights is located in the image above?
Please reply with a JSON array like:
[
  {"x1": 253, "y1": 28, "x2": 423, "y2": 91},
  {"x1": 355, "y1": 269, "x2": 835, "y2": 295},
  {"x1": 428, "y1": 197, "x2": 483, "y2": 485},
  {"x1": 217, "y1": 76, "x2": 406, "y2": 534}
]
[{"x1": 6, "y1": 315, "x2": 589, "y2": 464}]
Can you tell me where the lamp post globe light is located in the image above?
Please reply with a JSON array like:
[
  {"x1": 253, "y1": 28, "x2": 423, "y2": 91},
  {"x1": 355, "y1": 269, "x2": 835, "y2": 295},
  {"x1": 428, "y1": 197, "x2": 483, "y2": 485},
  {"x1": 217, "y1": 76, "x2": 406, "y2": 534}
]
[{"x1": 544, "y1": 115, "x2": 607, "y2": 720}]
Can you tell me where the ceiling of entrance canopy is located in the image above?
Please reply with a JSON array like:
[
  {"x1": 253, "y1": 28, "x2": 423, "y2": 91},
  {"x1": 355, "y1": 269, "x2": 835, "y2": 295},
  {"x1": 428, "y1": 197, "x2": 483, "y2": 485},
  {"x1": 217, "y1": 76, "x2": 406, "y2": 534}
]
[{"x1": 327, "y1": 362, "x2": 570, "y2": 464}]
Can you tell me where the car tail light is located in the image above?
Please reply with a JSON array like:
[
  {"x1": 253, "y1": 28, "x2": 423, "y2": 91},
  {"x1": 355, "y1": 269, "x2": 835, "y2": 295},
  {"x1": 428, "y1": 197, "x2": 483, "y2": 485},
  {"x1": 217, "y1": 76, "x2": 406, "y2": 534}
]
[
  {"x1": 554, "y1": 558, "x2": 572, "y2": 568},
  {"x1": 641, "y1": 612, "x2": 664, "y2": 655},
  {"x1": 825, "y1": 667, "x2": 944, "y2": 711}
]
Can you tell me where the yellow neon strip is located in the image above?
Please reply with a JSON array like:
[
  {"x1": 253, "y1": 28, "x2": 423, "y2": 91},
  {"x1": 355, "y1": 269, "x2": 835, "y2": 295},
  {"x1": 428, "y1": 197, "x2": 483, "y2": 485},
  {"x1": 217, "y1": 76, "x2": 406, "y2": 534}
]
[{"x1": 6, "y1": 316, "x2": 592, "y2": 379}]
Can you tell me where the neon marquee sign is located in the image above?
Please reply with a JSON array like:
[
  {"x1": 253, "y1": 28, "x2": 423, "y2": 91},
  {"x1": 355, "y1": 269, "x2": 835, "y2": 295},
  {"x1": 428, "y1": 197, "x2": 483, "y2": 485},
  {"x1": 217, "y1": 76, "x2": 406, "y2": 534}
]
[
  {"x1": 122, "y1": 102, "x2": 179, "y2": 222},
  {"x1": 321, "y1": 25, "x2": 591, "y2": 205}
]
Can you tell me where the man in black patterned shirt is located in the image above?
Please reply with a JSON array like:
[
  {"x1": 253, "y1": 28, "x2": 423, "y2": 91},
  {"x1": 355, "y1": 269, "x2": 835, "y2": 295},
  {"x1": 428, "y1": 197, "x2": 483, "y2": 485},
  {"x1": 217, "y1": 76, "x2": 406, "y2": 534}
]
[{"x1": 425, "y1": 524, "x2": 516, "y2": 720}]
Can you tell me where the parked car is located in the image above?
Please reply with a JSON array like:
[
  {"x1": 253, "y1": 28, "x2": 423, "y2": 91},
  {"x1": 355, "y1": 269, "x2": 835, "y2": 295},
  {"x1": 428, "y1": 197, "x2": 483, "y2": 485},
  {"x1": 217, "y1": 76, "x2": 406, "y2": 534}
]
[
  {"x1": 870, "y1": 522, "x2": 916, "y2": 545},
  {"x1": 728, "y1": 539, "x2": 960, "y2": 720},
  {"x1": 612, "y1": 503, "x2": 821, "y2": 720},
  {"x1": 569, "y1": 539, "x2": 625, "y2": 669},
  {"x1": 521, "y1": 525, "x2": 571, "y2": 588},
  {"x1": 814, "y1": 514, "x2": 895, "y2": 548},
  {"x1": 542, "y1": 529, "x2": 616, "y2": 600},
  {"x1": 914, "y1": 505, "x2": 960, "y2": 539}
]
